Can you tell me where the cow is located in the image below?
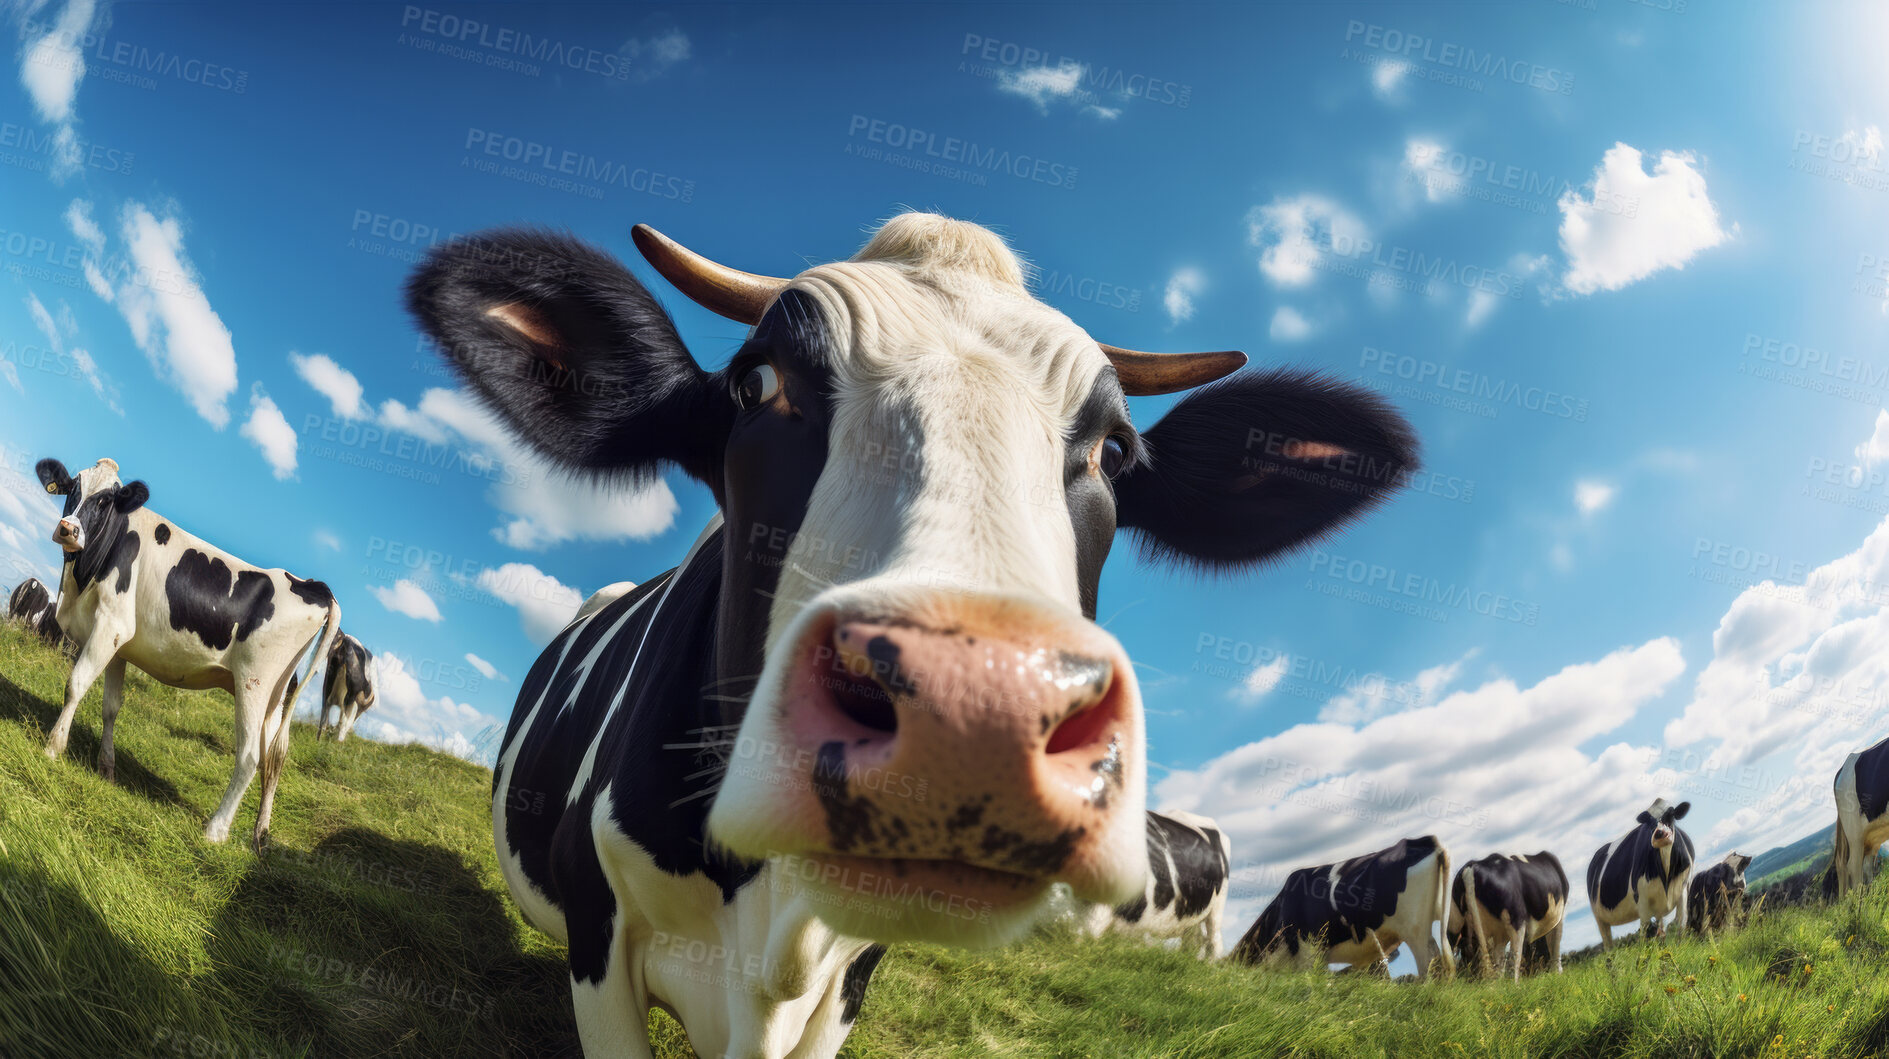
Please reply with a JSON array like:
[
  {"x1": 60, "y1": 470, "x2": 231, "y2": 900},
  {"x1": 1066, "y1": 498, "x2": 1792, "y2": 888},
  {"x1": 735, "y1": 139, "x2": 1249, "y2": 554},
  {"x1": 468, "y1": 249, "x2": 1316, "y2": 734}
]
[
  {"x1": 33, "y1": 456, "x2": 341, "y2": 847},
  {"x1": 1686, "y1": 851, "x2": 1751, "y2": 935},
  {"x1": 573, "y1": 581, "x2": 637, "y2": 625},
  {"x1": 403, "y1": 214, "x2": 1419, "y2": 1058},
  {"x1": 1445, "y1": 851, "x2": 1568, "y2": 978},
  {"x1": 317, "y1": 632, "x2": 378, "y2": 743},
  {"x1": 1587, "y1": 798, "x2": 1694, "y2": 947},
  {"x1": 1076, "y1": 810, "x2": 1232, "y2": 959},
  {"x1": 1832, "y1": 736, "x2": 1889, "y2": 898},
  {"x1": 8, "y1": 576, "x2": 61, "y2": 643},
  {"x1": 1228, "y1": 835, "x2": 1454, "y2": 978}
]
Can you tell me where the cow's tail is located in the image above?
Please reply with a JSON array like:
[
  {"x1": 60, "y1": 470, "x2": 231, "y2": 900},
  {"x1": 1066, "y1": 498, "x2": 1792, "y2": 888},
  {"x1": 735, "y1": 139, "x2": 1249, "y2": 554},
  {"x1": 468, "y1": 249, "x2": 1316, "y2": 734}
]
[
  {"x1": 293, "y1": 599, "x2": 344, "y2": 720},
  {"x1": 1433, "y1": 844, "x2": 1456, "y2": 978}
]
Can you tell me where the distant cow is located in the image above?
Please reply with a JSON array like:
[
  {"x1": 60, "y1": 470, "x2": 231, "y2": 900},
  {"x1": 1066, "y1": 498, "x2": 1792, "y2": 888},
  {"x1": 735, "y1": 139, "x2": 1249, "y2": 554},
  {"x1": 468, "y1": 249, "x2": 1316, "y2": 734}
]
[
  {"x1": 1832, "y1": 736, "x2": 1889, "y2": 897},
  {"x1": 1230, "y1": 835, "x2": 1454, "y2": 978},
  {"x1": 1588, "y1": 798, "x2": 1694, "y2": 946},
  {"x1": 1686, "y1": 852, "x2": 1751, "y2": 935},
  {"x1": 35, "y1": 457, "x2": 340, "y2": 847},
  {"x1": 1079, "y1": 810, "x2": 1232, "y2": 959},
  {"x1": 8, "y1": 576, "x2": 60, "y2": 643},
  {"x1": 1446, "y1": 851, "x2": 1568, "y2": 978},
  {"x1": 317, "y1": 633, "x2": 378, "y2": 743},
  {"x1": 408, "y1": 214, "x2": 1419, "y2": 1055}
]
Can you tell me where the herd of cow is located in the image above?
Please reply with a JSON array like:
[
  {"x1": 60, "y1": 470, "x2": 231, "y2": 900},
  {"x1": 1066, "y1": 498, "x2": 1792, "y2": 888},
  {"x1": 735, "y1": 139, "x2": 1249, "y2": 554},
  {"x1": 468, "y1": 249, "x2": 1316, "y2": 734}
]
[{"x1": 3, "y1": 215, "x2": 1885, "y2": 1058}]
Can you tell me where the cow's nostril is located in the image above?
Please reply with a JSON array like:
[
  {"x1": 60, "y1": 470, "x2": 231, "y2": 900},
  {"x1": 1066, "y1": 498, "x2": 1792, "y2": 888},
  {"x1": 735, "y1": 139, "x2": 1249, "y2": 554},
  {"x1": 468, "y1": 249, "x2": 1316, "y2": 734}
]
[{"x1": 828, "y1": 665, "x2": 898, "y2": 735}]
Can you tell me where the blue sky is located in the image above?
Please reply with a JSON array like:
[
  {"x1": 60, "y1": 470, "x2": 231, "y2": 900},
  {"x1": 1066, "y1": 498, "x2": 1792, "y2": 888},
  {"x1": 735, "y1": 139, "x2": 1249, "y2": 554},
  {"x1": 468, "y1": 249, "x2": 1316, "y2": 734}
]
[{"x1": 4, "y1": 0, "x2": 1889, "y2": 952}]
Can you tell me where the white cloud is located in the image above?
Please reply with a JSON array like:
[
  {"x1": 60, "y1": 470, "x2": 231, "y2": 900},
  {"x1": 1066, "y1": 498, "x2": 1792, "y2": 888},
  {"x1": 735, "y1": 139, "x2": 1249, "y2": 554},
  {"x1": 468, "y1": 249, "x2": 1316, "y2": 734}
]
[
  {"x1": 1232, "y1": 655, "x2": 1289, "y2": 706},
  {"x1": 1838, "y1": 125, "x2": 1883, "y2": 164},
  {"x1": 1268, "y1": 306, "x2": 1312, "y2": 342},
  {"x1": 1163, "y1": 268, "x2": 1204, "y2": 324},
  {"x1": 24, "y1": 291, "x2": 120, "y2": 412},
  {"x1": 622, "y1": 29, "x2": 689, "y2": 82},
  {"x1": 240, "y1": 385, "x2": 297, "y2": 479},
  {"x1": 1559, "y1": 143, "x2": 1732, "y2": 296},
  {"x1": 1161, "y1": 639, "x2": 1687, "y2": 950},
  {"x1": 290, "y1": 352, "x2": 368, "y2": 420},
  {"x1": 74, "y1": 201, "x2": 240, "y2": 427},
  {"x1": 371, "y1": 579, "x2": 443, "y2": 623},
  {"x1": 18, "y1": 0, "x2": 95, "y2": 178},
  {"x1": 0, "y1": 360, "x2": 19, "y2": 394},
  {"x1": 1318, "y1": 651, "x2": 1474, "y2": 726},
  {"x1": 1403, "y1": 139, "x2": 1449, "y2": 203},
  {"x1": 313, "y1": 529, "x2": 342, "y2": 552},
  {"x1": 1574, "y1": 479, "x2": 1617, "y2": 517},
  {"x1": 477, "y1": 562, "x2": 583, "y2": 645},
  {"x1": 465, "y1": 652, "x2": 505, "y2": 682},
  {"x1": 997, "y1": 63, "x2": 1085, "y2": 113},
  {"x1": 0, "y1": 439, "x2": 62, "y2": 589},
  {"x1": 1083, "y1": 105, "x2": 1121, "y2": 121},
  {"x1": 1371, "y1": 59, "x2": 1410, "y2": 101},
  {"x1": 1245, "y1": 195, "x2": 1369, "y2": 289},
  {"x1": 1855, "y1": 410, "x2": 1889, "y2": 469},
  {"x1": 351, "y1": 652, "x2": 504, "y2": 766}
]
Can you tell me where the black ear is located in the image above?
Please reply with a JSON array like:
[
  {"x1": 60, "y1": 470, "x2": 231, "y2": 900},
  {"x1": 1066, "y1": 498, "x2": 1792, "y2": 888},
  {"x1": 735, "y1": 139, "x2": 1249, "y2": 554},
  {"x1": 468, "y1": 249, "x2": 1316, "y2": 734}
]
[
  {"x1": 1114, "y1": 369, "x2": 1419, "y2": 569},
  {"x1": 1636, "y1": 812, "x2": 1654, "y2": 827},
  {"x1": 115, "y1": 481, "x2": 149, "y2": 513},
  {"x1": 404, "y1": 228, "x2": 734, "y2": 491},
  {"x1": 36, "y1": 459, "x2": 71, "y2": 496},
  {"x1": 1671, "y1": 801, "x2": 1691, "y2": 820}
]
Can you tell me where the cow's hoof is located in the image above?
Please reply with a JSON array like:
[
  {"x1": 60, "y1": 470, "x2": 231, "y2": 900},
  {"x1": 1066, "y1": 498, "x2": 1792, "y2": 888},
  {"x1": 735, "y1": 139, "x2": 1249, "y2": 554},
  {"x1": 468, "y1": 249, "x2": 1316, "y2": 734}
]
[
  {"x1": 202, "y1": 825, "x2": 230, "y2": 844},
  {"x1": 251, "y1": 831, "x2": 271, "y2": 854},
  {"x1": 97, "y1": 764, "x2": 115, "y2": 783}
]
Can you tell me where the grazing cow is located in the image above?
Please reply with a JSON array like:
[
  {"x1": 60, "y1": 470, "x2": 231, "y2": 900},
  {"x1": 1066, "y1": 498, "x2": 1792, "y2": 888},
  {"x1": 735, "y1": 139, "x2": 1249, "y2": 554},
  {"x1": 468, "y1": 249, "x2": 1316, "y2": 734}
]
[
  {"x1": 1078, "y1": 810, "x2": 1232, "y2": 959},
  {"x1": 405, "y1": 214, "x2": 1418, "y2": 1057},
  {"x1": 1587, "y1": 798, "x2": 1694, "y2": 947},
  {"x1": 34, "y1": 457, "x2": 341, "y2": 847},
  {"x1": 1229, "y1": 835, "x2": 1454, "y2": 978},
  {"x1": 1686, "y1": 851, "x2": 1751, "y2": 935},
  {"x1": 1446, "y1": 851, "x2": 1568, "y2": 978},
  {"x1": 1832, "y1": 736, "x2": 1889, "y2": 897},
  {"x1": 317, "y1": 632, "x2": 378, "y2": 742},
  {"x1": 8, "y1": 576, "x2": 61, "y2": 642}
]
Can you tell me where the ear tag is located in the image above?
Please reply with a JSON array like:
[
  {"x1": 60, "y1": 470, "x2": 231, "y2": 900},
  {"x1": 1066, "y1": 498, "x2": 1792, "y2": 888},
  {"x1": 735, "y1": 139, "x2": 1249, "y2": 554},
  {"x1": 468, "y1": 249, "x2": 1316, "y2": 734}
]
[{"x1": 46, "y1": 483, "x2": 57, "y2": 494}]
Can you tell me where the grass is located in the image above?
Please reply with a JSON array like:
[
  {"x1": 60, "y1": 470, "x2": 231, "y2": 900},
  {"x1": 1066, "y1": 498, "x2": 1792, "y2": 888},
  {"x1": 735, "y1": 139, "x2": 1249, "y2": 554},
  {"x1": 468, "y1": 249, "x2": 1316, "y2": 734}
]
[{"x1": 4, "y1": 621, "x2": 1889, "y2": 1058}]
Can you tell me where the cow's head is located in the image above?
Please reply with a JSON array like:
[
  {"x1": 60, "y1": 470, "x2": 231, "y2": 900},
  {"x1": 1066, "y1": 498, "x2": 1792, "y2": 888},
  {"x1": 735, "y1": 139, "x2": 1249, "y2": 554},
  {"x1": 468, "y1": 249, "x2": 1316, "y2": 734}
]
[
  {"x1": 1725, "y1": 852, "x2": 1752, "y2": 877},
  {"x1": 406, "y1": 216, "x2": 1417, "y2": 946},
  {"x1": 1636, "y1": 798, "x2": 1691, "y2": 849},
  {"x1": 36, "y1": 457, "x2": 146, "y2": 554}
]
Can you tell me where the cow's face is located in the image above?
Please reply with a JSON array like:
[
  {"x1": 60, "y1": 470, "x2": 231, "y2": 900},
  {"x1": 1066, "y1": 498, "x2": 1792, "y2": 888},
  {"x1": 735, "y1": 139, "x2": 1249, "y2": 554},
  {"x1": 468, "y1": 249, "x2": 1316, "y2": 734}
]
[
  {"x1": 1727, "y1": 853, "x2": 1751, "y2": 877},
  {"x1": 407, "y1": 216, "x2": 1418, "y2": 946},
  {"x1": 1635, "y1": 799, "x2": 1690, "y2": 849},
  {"x1": 35, "y1": 457, "x2": 147, "y2": 554}
]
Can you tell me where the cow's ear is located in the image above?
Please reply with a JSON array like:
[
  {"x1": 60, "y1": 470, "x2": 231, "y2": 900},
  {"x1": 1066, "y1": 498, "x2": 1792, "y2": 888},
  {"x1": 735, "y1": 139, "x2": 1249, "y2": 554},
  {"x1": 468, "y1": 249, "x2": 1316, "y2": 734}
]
[
  {"x1": 404, "y1": 228, "x2": 733, "y2": 490},
  {"x1": 35, "y1": 459, "x2": 72, "y2": 496},
  {"x1": 1636, "y1": 812, "x2": 1654, "y2": 827},
  {"x1": 114, "y1": 481, "x2": 148, "y2": 514},
  {"x1": 1114, "y1": 369, "x2": 1419, "y2": 569},
  {"x1": 1671, "y1": 801, "x2": 1691, "y2": 820}
]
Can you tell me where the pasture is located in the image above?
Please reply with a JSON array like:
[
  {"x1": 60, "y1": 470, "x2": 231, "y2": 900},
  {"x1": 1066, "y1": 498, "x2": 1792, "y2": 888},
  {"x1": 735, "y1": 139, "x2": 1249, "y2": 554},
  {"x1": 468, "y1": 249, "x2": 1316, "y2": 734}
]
[{"x1": 2, "y1": 621, "x2": 1887, "y2": 1059}]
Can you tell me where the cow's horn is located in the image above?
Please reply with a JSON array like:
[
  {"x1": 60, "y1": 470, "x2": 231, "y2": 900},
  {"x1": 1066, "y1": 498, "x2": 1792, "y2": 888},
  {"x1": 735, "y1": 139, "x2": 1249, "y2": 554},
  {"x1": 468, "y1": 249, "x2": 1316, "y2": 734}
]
[
  {"x1": 631, "y1": 224, "x2": 787, "y2": 325},
  {"x1": 1101, "y1": 346, "x2": 1247, "y2": 396}
]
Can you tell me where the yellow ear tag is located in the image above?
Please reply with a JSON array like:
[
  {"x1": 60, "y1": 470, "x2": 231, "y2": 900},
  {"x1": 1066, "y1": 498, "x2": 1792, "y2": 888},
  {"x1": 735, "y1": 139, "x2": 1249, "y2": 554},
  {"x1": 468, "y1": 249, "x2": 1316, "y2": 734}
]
[{"x1": 45, "y1": 483, "x2": 57, "y2": 494}]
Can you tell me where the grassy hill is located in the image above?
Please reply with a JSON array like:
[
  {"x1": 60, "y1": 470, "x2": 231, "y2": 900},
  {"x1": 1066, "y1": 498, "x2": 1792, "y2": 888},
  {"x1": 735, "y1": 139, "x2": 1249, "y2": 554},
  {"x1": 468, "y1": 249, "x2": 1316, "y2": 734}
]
[
  {"x1": 1749, "y1": 830, "x2": 1836, "y2": 889},
  {"x1": 6, "y1": 621, "x2": 1889, "y2": 1058}
]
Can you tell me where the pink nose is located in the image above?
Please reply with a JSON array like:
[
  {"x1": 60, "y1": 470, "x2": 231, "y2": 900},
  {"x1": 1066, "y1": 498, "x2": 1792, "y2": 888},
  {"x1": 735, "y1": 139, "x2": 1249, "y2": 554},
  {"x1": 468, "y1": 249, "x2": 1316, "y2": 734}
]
[
  {"x1": 764, "y1": 601, "x2": 1136, "y2": 890},
  {"x1": 54, "y1": 519, "x2": 78, "y2": 539}
]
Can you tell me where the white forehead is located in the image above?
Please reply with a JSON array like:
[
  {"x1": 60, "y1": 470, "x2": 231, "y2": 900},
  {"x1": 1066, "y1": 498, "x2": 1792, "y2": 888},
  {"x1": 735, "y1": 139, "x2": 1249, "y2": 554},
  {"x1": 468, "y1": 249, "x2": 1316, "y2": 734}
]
[{"x1": 73, "y1": 460, "x2": 121, "y2": 498}]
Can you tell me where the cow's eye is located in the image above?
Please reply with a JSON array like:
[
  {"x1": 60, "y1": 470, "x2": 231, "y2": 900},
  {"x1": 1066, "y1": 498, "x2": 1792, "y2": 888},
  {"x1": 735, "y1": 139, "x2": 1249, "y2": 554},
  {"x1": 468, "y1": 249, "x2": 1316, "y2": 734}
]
[
  {"x1": 1098, "y1": 436, "x2": 1128, "y2": 479},
  {"x1": 733, "y1": 363, "x2": 781, "y2": 410}
]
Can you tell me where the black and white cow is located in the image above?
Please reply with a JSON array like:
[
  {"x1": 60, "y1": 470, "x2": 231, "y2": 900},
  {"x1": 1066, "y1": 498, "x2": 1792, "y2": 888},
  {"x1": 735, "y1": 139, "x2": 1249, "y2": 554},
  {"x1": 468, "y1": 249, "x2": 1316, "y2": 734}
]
[
  {"x1": 1229, "y1": 835, "x2": 1454, "y2": 978},
  {"x1": 1685, "y1": 851, "x2": 1751, "y2": 935},
  {"x1": 1077, "y1": 810, "x2": 1232, "y2": 959},
  {"x1": 34, "y1": 457, "x2": 341, "y2": 847},
  {"x1": 404, "y1": 214, "x2": 1418, "y2": 1057},
  {"x1": 1832, "y1": 736, "x2": 1889, "y2": 897},
  {"x1": 1445, "y1": 851, "x2": 1568, "y2": 978},
  {"x1": 8, "y1": 576, "x2": 61, "y2": 642},
  {"x1": 1587, "y1": 798, "x2": 1694, "y2": 947},
  {"x1": 317, "y1": 632, "x2": 378, "y2": 742}
]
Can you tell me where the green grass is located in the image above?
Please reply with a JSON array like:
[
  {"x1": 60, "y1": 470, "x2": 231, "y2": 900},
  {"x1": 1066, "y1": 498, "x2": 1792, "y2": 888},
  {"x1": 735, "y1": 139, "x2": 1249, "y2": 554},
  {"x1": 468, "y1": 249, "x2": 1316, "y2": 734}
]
[{"x1": 5, "y1": 621, "x2": 1889, "y2": 1058}]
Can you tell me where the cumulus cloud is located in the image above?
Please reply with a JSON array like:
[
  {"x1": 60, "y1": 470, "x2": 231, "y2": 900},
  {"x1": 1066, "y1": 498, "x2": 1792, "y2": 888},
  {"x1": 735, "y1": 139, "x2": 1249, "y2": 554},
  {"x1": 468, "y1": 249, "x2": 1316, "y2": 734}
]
[
  {"x1": 353, "y1": 652, "x2": 504, "y2": 766},
  {"x1": 371, "y1": 579, "x2": 444, "y2": 623},
  {"x1": 1163, "y1": 268, "x2": 1204, "y2": 324},
  {"x1": 1232, "y1": 655, "x2": 1289, "y2": 706},
  {"x1": 1160, "y1": 639, "x2": 1687, "y2": 949},
  {"x1": 1268, "y1": 306, "x2": 1312, "y2": 342},
  {"x1": 1245, "y1": 195, "x2": 1369, "y2": 289},
  {"x1": 997, "y1": 63, "x2": 1084, "y2": 113},
  {"x1": 1559, "y1": 143, "x2": 1732, "y2": 296},
  {"x1": 1317, "y1": 651, "x2": 1474, "y2": 726},
  {"x1": 17, "y1": 0, "x2": 96, "y2": 177},
  {"x1": 1855, "y1": 410, "x2": 1889, "y2": 469},
  {"x1": 1402, "y1": 139, "x2": 1449, "y2": 203},
  {"x1": 240, "y1": 385, "x2": 297, "y2": 479},
  {"x1": 464, "y1": 652, "x2": 505, "y2": 682},
  {"x1": 0, "y1": 438, "x2": 62, "y2": 588},
  {"x1": 1575, "y1": 479, "x2": 1617, "y2": 517},
  {"x1": 290, "y1": 352, "x2": 369, "y2": 420},
  {"x1": 622, "y1": 28, "x2": 689, "y2": 82},
  {"x1": 477, "y1": 562, "x2": 584, "y2": 645}
]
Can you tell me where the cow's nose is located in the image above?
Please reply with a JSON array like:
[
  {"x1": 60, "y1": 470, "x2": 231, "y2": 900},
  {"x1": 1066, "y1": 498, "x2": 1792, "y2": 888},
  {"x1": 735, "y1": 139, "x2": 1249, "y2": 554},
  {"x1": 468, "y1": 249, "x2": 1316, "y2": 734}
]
[{"x1": 710, "y1": 596, "x2": 1144, "y2": 906}]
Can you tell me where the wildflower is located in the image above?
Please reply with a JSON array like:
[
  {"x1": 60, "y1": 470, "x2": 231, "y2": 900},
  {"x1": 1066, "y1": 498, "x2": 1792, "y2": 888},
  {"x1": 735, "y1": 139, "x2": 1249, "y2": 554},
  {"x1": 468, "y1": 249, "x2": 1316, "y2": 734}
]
[
  {"x1": 1708, "y1": 955, "x2": 1720, "y2": 965},
  {"x1": 1803, "y1": 962, "x2": 1814, "y2": 977},
  {"x1": 1665, "y1": 985, "x2": 1677, "y2": 995},
  {"x1": 1683, "y1": 975, "x2": 1696, "y2": 986},
  {"x1": 1738, "y1": 993, "x2": 1748, "y2": 1003},
  {"x1": 1829, "y1": 1004, "x2": 1837, "y2": 1013}
]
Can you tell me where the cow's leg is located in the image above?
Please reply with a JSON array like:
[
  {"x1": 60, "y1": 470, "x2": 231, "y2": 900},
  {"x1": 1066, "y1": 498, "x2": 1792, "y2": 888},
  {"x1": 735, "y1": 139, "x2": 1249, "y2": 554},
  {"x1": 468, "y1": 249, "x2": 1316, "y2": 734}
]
[
  {"x1": 1202, "y1": 900, "x2": 1225, "y2": 961},
  {"x1": 95, "y1": 657, "x2": 127, "y2": 781},
  {"x1": 1546, "y1": 920, "x2": 1564, "y2": 974},
  {"x1": 204, "y1": 684, "x2": 268, "y2": 843},
  {"x1": 337, "y1": 704, "x2": 358, "y2": 743},
  {"x1": 1596, "y1": 919, "x2": 1613, "y2": 950},
  {"x1": 44, "y1": 630, "x2": 120, "y2": 760},
  {"x1": 316, "y1": 702, "x2": 333, "y2": 740},
  {"x1": 251, "y1": 686, "x2": 297, "y2": 850},
  {"x1": 569, "y1": 936, "x2": 654, "y2": 1059},
  {"x1": 1507, "y1": 923, "x2": 1526, "y2": 980},
  {"x1": 1670, "y1": 889, "x2": 1687, "y2": 941}
]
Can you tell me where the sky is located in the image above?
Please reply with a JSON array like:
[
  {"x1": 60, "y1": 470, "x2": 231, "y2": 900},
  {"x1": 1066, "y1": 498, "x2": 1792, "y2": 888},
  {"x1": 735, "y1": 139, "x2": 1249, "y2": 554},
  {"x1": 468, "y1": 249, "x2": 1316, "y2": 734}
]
[{"x1": 2, "y1": 0, "x2": 1888, "y2": 958}]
